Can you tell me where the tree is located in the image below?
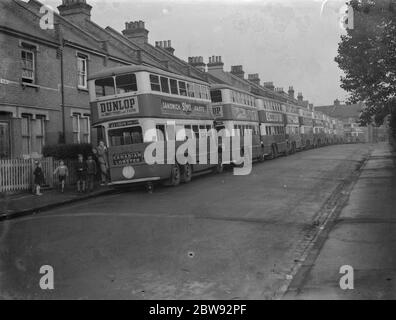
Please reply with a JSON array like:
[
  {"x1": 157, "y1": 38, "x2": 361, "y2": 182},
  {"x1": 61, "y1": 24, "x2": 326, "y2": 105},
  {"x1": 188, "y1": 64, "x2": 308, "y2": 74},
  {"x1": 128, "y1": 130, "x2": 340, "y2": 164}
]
[{"x1": 335, "y1": 0, "x2": 396, "y2": 130}]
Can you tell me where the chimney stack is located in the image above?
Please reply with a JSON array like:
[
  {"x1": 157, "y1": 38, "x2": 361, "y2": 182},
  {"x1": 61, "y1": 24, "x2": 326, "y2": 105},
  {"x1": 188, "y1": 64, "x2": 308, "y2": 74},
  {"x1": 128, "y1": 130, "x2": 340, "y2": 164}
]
[
  {"x1": 58, "y1": 0, "x2": 92, "y2": 24},
  {"x1": 297, "y1": 92, "x2": 303, "y2": 102},
  {"x1": 263, "y1": 82, "x2": 275, "y2": 91},
  {"x1": 155, "y1": 40, "x2": 175, "y2": 55},
  {"x1": 248, "y1": 74, "x2": 261, "y2": 86},
  {"x1": 188, "y1": 56, "x2": 206, "y2": 72},
  {"x1": 207, "y1": 56, "x2": 224, "y2": 72},
  {"x1": 230, "y1": 65, "x2": 245, "y2": 79},
  {"x1": 288, "y1": 86, "x2": 295, "y2": 99},
  {"x1": 122, "y1": 21, "x2": 149, "y2": 45},
  {"x1": 275, "y1": 87, "x2": 285, "y2": 94}
]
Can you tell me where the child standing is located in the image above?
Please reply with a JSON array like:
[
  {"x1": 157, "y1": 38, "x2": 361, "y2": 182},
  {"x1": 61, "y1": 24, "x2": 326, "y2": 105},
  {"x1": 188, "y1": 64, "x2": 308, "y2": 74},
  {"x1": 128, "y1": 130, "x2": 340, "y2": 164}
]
[
  {"x1": 54, "y1": 160, "x2": 69, "y2": 193},
  {"x1": 33, "y1": 161, "x2": 44, "y2": 196},
  {"x1": 76, "y1": 154, "x2": 87, "y2": 193},
  {"x1": 86, "y1": 155, "x2": 97, "y2": 192}
]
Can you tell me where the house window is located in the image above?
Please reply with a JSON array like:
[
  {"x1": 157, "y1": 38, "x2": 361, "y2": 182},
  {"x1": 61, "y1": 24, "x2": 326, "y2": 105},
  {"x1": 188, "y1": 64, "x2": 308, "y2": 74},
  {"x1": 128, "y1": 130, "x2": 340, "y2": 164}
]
[
  {"x1": 77, "y1": 55, "x2": 88, "y2": 89},
  {"x1": 34, "y1": 116, "x2": 46, "y2": 155},
  {"x1": 21, "y1": 49, "x2": 35, "y2": 83},
  {"x1": 21, "y1": 115, "x2": 32, "y2": 155},
  {"x1": 72, "y1": 113, "x2": 90, "y2": 144},
  {"x1": 0, "y1": 121, "x2": 10, "y2": 159}
]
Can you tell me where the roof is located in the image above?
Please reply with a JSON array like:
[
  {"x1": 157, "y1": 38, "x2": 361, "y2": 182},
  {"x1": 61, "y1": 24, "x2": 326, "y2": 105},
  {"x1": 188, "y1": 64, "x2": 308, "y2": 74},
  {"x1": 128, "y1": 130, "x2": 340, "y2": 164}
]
[
  {"x1": 315, "y1": 103, "x2": 363, "y2": 120},
  {"x1": 88, "y1": 64, "x2": 209, "y2": 85}
]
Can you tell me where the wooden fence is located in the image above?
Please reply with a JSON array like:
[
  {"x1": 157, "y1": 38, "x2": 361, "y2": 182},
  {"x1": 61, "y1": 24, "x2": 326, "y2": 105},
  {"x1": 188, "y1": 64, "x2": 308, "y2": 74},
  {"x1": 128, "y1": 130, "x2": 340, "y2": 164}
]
[{"x1": 0, "y1": 158, "x2": 79, "y2": 193}]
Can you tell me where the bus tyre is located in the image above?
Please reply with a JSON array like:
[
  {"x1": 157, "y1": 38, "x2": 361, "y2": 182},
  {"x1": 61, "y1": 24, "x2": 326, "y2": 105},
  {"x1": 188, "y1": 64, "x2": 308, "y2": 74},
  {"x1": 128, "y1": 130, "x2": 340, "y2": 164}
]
[
  {"x1": 271, "y1": 145, "x2": 278, "y2": 159},
  {"x1": 259, "y1": 150, "x2": 265, "y2": 163},
  {"x1": 169, "y1": 164, "x2": 181, "y2": 187},
  {"x1": 214, "y1": 154, "x2": 224, "y2": 174},
  {"x1": 181, "y1": 163, "x2": 192, "y2": 183}
]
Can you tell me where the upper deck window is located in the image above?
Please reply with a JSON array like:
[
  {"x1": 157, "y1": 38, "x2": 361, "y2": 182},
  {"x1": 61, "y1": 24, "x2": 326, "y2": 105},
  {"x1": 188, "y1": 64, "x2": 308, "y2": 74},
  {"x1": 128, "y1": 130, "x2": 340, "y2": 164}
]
[
  {"x1": 150, "y1": 75, "x2": 161, "y2": 92},
  {"x1": 210, "y1": 90, "x2": 222, "y2": 103},
  {"x1": 95, "y1": 77, "x2": 115, "y2": 97},
  {"x1": 187, "y1": 83, "x2": 195, "y2": 98},
  {"x1": 116, "y1": 74, "x2": 137, "y2": 94},
  {"x1": 178, "y1": 81, "x2": 187, "y2": 96},
  {"x1": 170, "y1": 79, "x2": 179, "y2": 95},
  {"x1": 160, "y1": 77, "x2": 170, "y2": 94}
]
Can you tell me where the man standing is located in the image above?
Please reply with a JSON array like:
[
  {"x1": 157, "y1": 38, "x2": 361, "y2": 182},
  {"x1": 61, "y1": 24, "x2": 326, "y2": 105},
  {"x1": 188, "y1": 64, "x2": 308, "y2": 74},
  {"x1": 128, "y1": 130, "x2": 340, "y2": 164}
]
[
  {"x1": 86, "y1": 155, "x2": 97, "y2": 192},
  {"x1": 96, "y1": 141, "x2": 108, "y2": 186}
]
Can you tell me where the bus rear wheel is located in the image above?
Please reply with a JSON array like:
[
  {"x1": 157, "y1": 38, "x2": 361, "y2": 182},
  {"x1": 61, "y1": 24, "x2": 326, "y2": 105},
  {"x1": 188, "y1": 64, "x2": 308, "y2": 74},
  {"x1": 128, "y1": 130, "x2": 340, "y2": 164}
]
[
  {"x1": 271, "y1": 145, "x2": 278, "y2": 159},
  {"x1": 169, "y1": 164, "x2": 181, "y2": 187},
  {"x1": 259, "y1": 149, "x2": 265, "y2": 163},
  {"x1": 213, "y1": 153, "x2": 224, "y2": 174},
  {"x1": 181, "y1": 163, "x2": 192, "y2": 183}
]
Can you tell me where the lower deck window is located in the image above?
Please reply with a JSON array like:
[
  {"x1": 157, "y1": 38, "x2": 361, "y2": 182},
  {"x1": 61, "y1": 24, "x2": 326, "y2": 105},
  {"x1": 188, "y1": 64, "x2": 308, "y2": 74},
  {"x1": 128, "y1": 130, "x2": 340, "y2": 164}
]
[{"x1": 109, "y1": 126, "x2": 143, "y2": 146}]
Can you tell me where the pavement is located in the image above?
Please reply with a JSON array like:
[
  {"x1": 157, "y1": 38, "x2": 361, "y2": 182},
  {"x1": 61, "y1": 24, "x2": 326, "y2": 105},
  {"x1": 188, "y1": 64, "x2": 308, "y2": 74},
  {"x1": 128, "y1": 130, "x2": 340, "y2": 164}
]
[
  {"x1": 0, "y1": 185, "x2": 115, "y2": 221},
  {"x1": 285, "y1": 142, "x2": 396, "y2": 299}
]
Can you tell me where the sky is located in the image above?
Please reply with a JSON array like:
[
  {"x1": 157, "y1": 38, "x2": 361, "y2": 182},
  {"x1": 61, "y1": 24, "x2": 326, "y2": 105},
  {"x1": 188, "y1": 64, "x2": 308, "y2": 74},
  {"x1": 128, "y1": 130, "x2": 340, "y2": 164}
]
[{"x1": 41, "y1": 0, "x2": 350, "y2": 106}]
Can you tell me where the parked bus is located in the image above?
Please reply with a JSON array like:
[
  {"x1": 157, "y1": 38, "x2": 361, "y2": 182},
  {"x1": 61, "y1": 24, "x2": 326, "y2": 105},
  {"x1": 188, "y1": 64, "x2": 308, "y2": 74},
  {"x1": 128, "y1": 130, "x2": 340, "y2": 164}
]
[
  {"x1": 283, "y1": 103, "x2": 302, "y2": 154},
  {"x1": 299, "y1": 108, "x2": 314, "y2": 149},
  {"x1": 88, "y1": 65, "x2": 219, "y2": 187},
  {"x1": 257, "y1": 98, "x2": 287, "y2": 159},
  {"x1": 210, "y1": 84, "x2": 264, "y2": 164}
]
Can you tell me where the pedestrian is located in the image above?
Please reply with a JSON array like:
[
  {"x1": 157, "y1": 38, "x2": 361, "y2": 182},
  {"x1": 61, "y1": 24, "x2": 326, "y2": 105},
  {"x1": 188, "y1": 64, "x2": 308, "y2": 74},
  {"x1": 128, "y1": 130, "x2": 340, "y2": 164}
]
[
  {"x1": 33, "y1": 161, "x2": 44, "y2": 196},
  {"x1": 53, "y1": 160, "x2": 68, "y2": 193},
  {"x1": 96, "y1": 141, "x2": 108, "y2": 186},
  {"x1": 86, "y1": 155, "x2": 97, "y2": 192},
  {"x1": 76, "y1": 154, "x2": 87, "y2": 193}
]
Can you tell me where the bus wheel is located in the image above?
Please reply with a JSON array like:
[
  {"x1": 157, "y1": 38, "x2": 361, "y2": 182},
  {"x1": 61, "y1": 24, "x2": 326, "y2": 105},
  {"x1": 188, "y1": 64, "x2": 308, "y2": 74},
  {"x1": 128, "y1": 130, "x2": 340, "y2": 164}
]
[
  {"x1": 181, "y1": 163, "x2": 192, "y2": 183},
  {"x1": 259, "y1": 149, "x2": 265, "y2": 162},
  {"x1": 271, "y1": 145, "x2": 278, "y2": 159},
  {"x1": 169, "y1": 164, "x2": 181, "y2": 187},
  {"x1": 214, "y1": 153, "x2": 224, "y2": 174}
]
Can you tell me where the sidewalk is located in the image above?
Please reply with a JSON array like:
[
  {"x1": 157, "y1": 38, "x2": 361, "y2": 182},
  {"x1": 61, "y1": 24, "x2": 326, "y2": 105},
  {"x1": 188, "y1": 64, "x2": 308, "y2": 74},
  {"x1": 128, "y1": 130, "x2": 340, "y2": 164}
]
[
  {"x1": 0, "y1": 185, "x2": 115, "y2": 221},
  {"x1": 285, "y1": 142, "x2": 396, "y2": 299}
]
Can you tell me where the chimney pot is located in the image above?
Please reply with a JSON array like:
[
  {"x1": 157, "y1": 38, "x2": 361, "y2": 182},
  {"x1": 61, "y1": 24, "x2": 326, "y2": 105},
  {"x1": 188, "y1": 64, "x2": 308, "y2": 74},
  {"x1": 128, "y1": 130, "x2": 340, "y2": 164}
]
[{"x1": 122, "y1": 20, "x2": 149, "y2": 45}]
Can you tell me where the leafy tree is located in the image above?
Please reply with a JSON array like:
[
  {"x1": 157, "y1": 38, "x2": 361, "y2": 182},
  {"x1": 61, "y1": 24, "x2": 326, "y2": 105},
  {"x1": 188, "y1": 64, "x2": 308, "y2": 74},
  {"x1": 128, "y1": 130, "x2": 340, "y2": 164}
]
[{"x1": 335, "y1": 0, "x2": 396, "y2": 129}]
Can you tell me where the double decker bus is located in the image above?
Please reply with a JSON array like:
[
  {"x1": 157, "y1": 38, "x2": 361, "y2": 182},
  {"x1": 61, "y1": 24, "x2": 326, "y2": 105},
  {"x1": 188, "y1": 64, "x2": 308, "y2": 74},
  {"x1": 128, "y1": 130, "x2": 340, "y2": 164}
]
[
  {"x1": 299, "y1": 108, "x2": 314, "y2": 149},
  {"x1": 256, "y1": 98, "x2": 287, "y2": 159},
  {"x1": 210, "y1": 84, "x2": 264, "y2": 164},
  {"x1": 283, "y1": 103, "x2": 302, "y2": 154},
  {"x1": 88, "y1": 65, "x2": 219, "y2": 187}
]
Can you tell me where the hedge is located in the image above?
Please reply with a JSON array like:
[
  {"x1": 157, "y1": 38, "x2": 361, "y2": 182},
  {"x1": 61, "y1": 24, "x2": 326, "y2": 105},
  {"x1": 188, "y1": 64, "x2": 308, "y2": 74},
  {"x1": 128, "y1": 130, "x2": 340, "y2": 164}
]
[{"x1": 43, "y1": 143, "x2": 94, "y2": 160}]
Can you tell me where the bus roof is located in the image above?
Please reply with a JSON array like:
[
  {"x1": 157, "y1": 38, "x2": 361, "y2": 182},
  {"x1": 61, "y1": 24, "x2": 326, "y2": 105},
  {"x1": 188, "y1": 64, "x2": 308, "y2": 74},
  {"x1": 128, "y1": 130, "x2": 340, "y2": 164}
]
[{"x1": 88, "y1": 64, "x2": 209, "y2": 86}]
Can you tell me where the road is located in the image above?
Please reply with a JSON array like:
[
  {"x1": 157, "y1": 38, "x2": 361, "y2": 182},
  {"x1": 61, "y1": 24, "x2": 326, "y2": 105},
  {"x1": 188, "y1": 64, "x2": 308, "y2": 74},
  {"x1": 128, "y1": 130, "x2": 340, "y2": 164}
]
[{"x1": 0, "y1": 144, "x2": 371, "y2": 299}]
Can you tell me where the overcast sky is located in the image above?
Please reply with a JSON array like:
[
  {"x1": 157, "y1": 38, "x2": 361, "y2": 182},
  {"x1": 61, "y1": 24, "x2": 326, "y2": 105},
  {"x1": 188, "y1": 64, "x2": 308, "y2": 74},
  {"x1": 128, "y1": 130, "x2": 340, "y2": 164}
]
[{"x1": 42, "y1": 0, "x2": 349, "y2": 106}]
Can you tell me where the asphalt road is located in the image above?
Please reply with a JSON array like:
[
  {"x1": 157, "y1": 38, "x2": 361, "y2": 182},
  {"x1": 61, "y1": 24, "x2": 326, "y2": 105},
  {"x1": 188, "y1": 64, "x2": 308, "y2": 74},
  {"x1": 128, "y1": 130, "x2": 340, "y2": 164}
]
[{"x1": 0, "y1": 144, "x2": 371, "y2": 299}]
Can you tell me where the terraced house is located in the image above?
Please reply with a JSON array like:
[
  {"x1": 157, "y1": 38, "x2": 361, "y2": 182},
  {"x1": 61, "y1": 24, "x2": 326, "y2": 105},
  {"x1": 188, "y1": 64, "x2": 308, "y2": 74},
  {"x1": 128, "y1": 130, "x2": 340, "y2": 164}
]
[{"x1": 0, "y1": 0, "x2": 207, "y2": 159}]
